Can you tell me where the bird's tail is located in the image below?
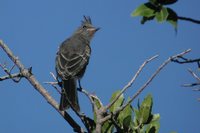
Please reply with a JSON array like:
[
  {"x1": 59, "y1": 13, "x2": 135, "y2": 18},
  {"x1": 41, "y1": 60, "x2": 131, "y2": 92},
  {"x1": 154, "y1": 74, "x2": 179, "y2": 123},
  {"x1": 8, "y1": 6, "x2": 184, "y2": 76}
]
[{"x1": 59, "y1": 79, "x2": 80, "y2": 112}]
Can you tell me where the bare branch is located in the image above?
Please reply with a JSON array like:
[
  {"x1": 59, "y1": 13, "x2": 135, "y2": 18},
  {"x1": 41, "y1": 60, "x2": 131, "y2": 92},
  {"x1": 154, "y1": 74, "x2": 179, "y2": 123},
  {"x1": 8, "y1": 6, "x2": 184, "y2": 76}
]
[
  {"x1": 0, "y1": 72, "x2": 21, "y2": 81},
  {"x1": 188, "y1": 69, "x2": 200, "y2": 82},
  {"x1": 182, "y1": 83, "x2": 200, "y2": 87},
  {"x1": 0, "y1": 40, "x2": 84, "y2": 133},
  {"x1": 105, "y1": 55, "x2": 159, "y2": 110},
  {"x1": 0, "y1": 63, "x2": 23, "y2": 82},
  {"x1": 172, "y1": 56, "x2": 200, "y2": 64},
  {"x1": 171, "y1": 56, "x2": 200, "y2": 69},
  {"x1": 181, "y1": 69, "x2": 200, "y2": 89},
  {"x1": 80, "y1": 88, "x2": 99, "y2": 110},
  {"x1": 119, "y1": 49, "x2": 192, "y2": 113},
  {"x1": 50, "y1": 72, "x2": 57, "y2": 81},
  {"x1": 178, "y1": 16, "x2": 200, "y2": 24},
  {"x1": 102, "y1": 49, "x2": 192, "y2": 123},
  {"x1": 44, "y1": 81, "x2": 61, "y2": 94}
]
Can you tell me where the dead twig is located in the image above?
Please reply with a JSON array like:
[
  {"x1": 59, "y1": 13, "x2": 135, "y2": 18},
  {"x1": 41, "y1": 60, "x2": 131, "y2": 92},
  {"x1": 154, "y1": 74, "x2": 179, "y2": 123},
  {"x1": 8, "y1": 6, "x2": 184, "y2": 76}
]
[
  {"x1": 0, "y1": 63, "x2": 23, "y2": 82},
  {"x1": 188, "y1": 69, "x2": 200, "y2": 82},
  {"x1": 0, "y1": 72, "x2": 21, "y2": 81}
]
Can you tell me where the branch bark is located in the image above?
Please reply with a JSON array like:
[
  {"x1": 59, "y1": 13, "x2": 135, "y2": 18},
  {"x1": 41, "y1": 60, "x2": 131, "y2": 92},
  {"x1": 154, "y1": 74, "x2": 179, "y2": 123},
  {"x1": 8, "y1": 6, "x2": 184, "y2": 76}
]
[{"x1": 0, "y1": 40, "x2": 84, "y2": 133}]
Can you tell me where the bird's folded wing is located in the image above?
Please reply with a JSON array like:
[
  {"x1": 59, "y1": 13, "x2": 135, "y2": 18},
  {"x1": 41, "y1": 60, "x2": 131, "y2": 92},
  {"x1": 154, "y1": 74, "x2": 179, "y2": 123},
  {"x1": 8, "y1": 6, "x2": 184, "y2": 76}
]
[{"x1": 56, "y1": 45, "x2": 91, "y2": 80}]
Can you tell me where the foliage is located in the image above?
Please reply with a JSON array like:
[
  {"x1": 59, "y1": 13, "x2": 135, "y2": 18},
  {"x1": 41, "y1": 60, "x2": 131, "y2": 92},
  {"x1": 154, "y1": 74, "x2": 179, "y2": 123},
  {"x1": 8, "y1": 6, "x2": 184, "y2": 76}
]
[
  {"x1": 94, "y1": 91, "x2": 160, "y2": 133},
  {"x1": 131, "y1": 0, "x2": 178, "y2": 30}
]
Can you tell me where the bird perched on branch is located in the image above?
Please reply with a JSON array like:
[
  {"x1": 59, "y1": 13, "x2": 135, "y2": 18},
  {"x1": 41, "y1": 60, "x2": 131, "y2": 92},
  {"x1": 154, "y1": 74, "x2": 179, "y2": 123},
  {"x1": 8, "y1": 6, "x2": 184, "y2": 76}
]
[{"x1": 55, "y1": 16, "x2": 99, "y2": 111}]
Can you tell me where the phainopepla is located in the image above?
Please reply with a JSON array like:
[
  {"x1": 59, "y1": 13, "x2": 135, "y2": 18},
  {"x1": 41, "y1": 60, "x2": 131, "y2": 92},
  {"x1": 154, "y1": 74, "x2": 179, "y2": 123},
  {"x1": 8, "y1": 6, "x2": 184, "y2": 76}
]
[{"x1": 55, "y1": 16, "x2": 99, "y2": 111}]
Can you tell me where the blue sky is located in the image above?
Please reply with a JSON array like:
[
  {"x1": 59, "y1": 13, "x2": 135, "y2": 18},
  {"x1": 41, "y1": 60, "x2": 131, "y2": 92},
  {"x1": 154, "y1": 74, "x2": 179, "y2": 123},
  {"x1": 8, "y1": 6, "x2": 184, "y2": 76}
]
[{"x1": 0, "y1": 0, "x2": 200, "y2": 132}]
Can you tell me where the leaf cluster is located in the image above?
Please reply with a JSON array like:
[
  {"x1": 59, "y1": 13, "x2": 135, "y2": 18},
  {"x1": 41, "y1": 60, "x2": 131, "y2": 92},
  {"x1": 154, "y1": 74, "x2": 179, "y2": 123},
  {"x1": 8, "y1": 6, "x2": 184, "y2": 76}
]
[
  {"x1": 131, "y1": 0, "x2": 178, "y2": 30},
  {"x1": 94, "y1": 91, "x2": 160, "y2": 133}
]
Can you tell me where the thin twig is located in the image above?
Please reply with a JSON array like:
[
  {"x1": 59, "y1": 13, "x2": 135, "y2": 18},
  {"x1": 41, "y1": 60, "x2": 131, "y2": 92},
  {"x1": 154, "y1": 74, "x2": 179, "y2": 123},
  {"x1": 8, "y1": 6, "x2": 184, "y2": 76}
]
[
  {"x1": 50, "y1": 72, "x2": 57, "y2": 81},
  {"x1": 182, "y1": 83, "x2": 200, "y2": 87},
  {"x1": 80, "y1": 88, "x2": 100, "y2": 110},
  {"x1": 44, "y1": 81, "x2": 61, "y2": 94},
  {"x1": 182, "y1": 69, "x2": 200, "y2": 88},
  {"x1": 105, "y1": 55, "x2": 159, "y2": 110},
  {"x1": 172, "y1": 56, "x2": 200, "y2": 64},
  {"x1": 178, "y1": 16, "x2": 200, "y2": 24},
  {"x1": 0, "y1": 64, "x2": 23, "y2": 82},
  {"x1": 172, "y1": 56, "x2": 200, "y2": 68},
  {"x1": 0, "y1": 72, "x2": 21, "y2": 81},
  {"x1": 188, "y1": 69, "x2": 200, "y2": 82},
  {"x1": 44, "y1": 72, "x2": 62, "y2": 94}
]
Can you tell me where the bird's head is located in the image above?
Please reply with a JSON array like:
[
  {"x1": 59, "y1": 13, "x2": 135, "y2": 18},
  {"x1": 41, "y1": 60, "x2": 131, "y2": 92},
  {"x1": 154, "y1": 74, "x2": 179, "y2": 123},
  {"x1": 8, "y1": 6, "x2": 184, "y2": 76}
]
[{"x1": 75, "y1": 16, "x2": 100, "y2": 41}]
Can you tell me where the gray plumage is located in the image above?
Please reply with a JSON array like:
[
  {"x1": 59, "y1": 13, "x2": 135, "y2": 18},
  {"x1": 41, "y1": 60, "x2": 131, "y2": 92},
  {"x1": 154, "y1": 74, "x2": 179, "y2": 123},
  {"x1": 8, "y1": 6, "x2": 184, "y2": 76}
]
[{"x1": 55, "y1": 16, "x2": 99, "y2": 111}]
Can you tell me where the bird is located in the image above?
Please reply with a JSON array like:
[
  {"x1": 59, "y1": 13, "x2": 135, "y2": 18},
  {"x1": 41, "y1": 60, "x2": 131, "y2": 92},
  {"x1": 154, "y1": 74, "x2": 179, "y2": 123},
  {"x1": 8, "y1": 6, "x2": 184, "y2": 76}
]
[{"x1": 55, "y1": 16, "x2": 99, "y2": 111}]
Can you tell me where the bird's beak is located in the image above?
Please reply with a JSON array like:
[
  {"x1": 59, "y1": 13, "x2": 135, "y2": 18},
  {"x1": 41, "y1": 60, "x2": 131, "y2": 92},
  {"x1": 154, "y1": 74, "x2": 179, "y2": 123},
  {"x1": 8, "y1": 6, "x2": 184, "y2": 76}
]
[
  {"x1": 87, "y1": 27, "x2": 100, "y2": 36},
  {"x1": 95, "y1": 27, "x2": 100, "y2": 32}
]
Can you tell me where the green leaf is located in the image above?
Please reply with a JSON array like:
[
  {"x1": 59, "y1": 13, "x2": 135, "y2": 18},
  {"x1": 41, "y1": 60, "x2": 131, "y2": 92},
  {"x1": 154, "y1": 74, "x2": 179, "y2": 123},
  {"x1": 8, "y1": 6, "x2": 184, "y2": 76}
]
[
  {"x1": 145, "y1": 114, "x2": 160, "y2": 133},
  {"x1": 151, "y1": 114, "x2": 160, "y2": 122},
  {"x1": 155, "y1": 7, "x2": 169, "y2": 23},
  {"x1": 166, "y1": 8, "x2": 178, "y2": 30},
  {"x1": 134, "y1": 108, "x2": 140, "y2": 119},
  {"x1": 133, "y1": 94, "x2": 160, "y2": 133},
  {"x1": 157, "y1": 0, "x2": 178, "y2": 5},
  {"x1": 124, "y1": 116, "x2": 132, "y2": 129},
  {"x1": 131, "y1": 3, "x2": 156, "y2": 17},
  {"x1": 118, "y1": 98, "x2": 133, "y2": 129},
  {"x1": 102, "y1": 120, "x2": 114, "y2": 133},
  {"x1": 145, "y1": 121, "x2": 160, "y2": 133},
  {"x1": 141, "y1": 16, "x2": 155, "y2": 24},
  {"x1": 133, "y1": 108, "x2": 140, "y2": 126},
  {"x1": 139, "y1": 94, "x2": 153, "y2": 124},
  {"x1": 109, "y1": 90, "x2": 124, "y2": 113}
]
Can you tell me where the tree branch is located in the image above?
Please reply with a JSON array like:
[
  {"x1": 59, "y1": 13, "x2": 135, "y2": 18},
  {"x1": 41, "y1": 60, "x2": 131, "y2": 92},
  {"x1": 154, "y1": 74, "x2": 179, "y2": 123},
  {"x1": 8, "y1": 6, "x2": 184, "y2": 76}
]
[
  {"x1": 105, "y1": 55, "x2": 159, "y2": 110},
  {"x1": 102, "y1": 49, "x2": 192, "y2": 123},
  {"x1": 178, "y1": 16, "x2": 200, "y2": 24},
  {"x1": 171, "y1": 56, "x2": 200, "y2": 68},
  {"x1": 0, "y1": 63, "x2": 23, "y2": 82},
  {"x1": 182, "y1": 69, "x2": 200, "y2": 88},
  {"x1": 0, "y1": 72, "x2": 21, "y2": 81},
  {"x1": 187, "y1": 69, "x2": 200, "y2": 82},
  {"x1": 0, "y1": 40, "x2": 84, "y2": 133},
  {"x1": 0, "y1": 38, "x2": 194, "y2": 132}
]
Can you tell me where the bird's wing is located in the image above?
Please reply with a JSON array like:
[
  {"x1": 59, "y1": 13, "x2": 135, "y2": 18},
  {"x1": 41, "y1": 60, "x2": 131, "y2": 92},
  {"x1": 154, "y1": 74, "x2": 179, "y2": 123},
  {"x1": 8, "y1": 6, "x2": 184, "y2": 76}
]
[{"x1": 56, "y1": 39, "x2": 91, "y2": 80}]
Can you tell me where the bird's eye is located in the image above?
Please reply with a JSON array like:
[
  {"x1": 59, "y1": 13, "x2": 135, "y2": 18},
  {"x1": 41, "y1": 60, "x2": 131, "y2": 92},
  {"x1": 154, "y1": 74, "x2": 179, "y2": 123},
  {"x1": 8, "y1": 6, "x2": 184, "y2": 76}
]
[{"x1": 82, "y1": 25, "x2": 87, "y2": 29}]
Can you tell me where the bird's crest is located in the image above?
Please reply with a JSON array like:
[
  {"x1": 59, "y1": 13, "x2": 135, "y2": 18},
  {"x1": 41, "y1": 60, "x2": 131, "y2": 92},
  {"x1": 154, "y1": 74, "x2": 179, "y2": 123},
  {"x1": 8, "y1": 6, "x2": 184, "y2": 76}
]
[{"x1": 82, "y1": 16, "x2": 92, "y2": 25}]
